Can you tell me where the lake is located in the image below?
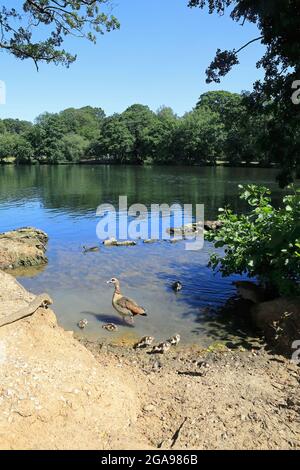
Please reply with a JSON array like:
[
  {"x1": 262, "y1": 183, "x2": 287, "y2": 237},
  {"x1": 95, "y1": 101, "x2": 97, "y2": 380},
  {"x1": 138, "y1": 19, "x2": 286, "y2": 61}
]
[{"x1": 0, "y1": 165, "x2": 285, "y2": 347}]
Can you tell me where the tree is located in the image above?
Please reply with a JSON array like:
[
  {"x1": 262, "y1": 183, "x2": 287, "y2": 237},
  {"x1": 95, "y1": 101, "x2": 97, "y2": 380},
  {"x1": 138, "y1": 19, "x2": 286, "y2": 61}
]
[
  {"x1": 121, "y1": 104, "x2": 158, "y2": 164},
  {"x1": 172, "y1": 107, "x2": 225, "y2": 164},
  {"x1": 150, "y1": 107, "x2": 179, "y2": 163},
  {"x1": 60, "y1": 133, "x2": 88, "y2": 162},
  {"x1": 59, "y1": 106, "x2": 105, "y2": 141},
  {"x1": 33, "y1": 113, "x2": 65, "y2": 163},
  {"x1": 1, "y1": 118, "x2": 32, "y2": 134},
  {"x1": 13, "y1": 136, "x2": 34, "y2": 163},
  {"x1": 189, "y1": 0, "x2": 300, "y2": 185},
  {"x1": 0, "y1": 133, "x2": 16, "y2": 162},
  {"x1": 196, "y1": 90, "x2": 269, "y2": 165},
  {"x1": 0, "y1": 1, "x2": 119, "y2": 69},
  {"x1": 91, "y1": 114, "x2": 134, "y2": 162},
  {"x1": 207, "y1": 185, "x2": 300, "y2": 296}
]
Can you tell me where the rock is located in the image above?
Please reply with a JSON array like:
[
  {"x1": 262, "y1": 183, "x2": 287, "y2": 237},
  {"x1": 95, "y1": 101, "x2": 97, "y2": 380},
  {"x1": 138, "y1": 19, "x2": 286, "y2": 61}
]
[
  {"x1": 143, "y1": 239, "x2": 157, "y2": 244},
  {"x1": 167, "y1": 221, "x2": 222, "y2": 237},
  {"x1": 251, "y1": 297, "x2": 300, "y2": 355},
  {"x1": 82, "y1": 246, "x2": 100, "y2": 253},
  {"x1": 116, "y1": 240, "x2": 136, "y2": 247},
  {"x1": 103, "y1": 238, "x2": 117, "y2": 246},
  {"x1": 204, "y1": 220, "x2": 223, "y2": 231},
  {"x1": 103, "y1": 239, "x2": 136, "y2": 247},
  {"x1": 0, "y1": 227, "x2": 48, "y2": 270},
  {"x1": 143, "y1": 404, "x2": 155, "y2": 413},
  {"x1": 233, "y1": 281, "x2": 265, "y2": 304},
  {"x1": 251, "y1": 297, "x2": 300, "y2": 330}
]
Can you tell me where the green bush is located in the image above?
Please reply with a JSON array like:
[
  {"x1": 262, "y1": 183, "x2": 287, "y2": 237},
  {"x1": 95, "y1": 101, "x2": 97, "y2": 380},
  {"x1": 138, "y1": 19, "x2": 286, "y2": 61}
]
[{"x1": 207, "y1": 185, "x2": 300, "y2": 296}]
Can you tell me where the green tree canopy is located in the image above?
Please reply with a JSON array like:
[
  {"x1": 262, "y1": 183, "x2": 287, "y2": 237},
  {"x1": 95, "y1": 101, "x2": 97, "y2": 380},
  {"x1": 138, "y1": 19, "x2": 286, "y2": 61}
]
[
  {"x1": 0, "y1": 1, "x2": 119, "y2": 68},
  {"x1": 189, "y1": 0, "x2": 300, "y2": 185},
  {"x1": 91, "y1": 114, "x2": 134, "y2": 162}
]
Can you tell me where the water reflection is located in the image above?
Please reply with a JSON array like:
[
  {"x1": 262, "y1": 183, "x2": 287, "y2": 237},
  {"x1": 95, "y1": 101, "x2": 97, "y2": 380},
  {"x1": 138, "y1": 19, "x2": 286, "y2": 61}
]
[{"x1": 0, "y1": 165, "x2": 289, "y2": 346}]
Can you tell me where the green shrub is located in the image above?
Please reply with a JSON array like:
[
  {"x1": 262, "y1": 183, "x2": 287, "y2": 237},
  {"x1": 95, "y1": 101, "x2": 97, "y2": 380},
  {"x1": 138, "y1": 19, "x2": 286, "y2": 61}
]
[{"x1": 207, "y1": 185, "x2": 300, "y2": 296}]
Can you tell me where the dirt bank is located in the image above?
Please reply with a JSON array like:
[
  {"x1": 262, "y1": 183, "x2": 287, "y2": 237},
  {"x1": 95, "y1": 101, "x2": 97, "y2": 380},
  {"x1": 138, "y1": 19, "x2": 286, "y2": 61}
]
[
  {"x1": 0, "y1": 269, "x2": 148, "y2": 450},
  {"x1": 0, "y1": 227, "x2": 48, "y2": 270},
  {"x1": 0, "y1": 269, "x2": 299, "y2": 450},
  {"x1": 82, "y1": 339, "x2": 300, "y2": 450}
]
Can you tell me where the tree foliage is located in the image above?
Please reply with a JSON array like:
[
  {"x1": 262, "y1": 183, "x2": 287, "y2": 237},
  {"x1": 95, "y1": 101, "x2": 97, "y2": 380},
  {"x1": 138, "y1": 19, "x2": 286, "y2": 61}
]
[
  {"x1": 207, "y1": 185, "x2": 300, "y2": 296},
  {"x1": 0, "y1": 91, "x2": 294, "y2": 166},
  {"x1": 189, "y1": 0, "x2": 300, "y2": 185},
  {"x1": 0, "y1": 1, "x2": 119, "y2": 68}
]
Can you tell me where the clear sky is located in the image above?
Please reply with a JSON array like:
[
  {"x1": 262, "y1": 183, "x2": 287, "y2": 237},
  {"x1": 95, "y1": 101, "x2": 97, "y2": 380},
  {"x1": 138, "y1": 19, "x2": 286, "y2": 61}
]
[{"x1": 0, "y1": 0, "x2": 265, "y2": 122}]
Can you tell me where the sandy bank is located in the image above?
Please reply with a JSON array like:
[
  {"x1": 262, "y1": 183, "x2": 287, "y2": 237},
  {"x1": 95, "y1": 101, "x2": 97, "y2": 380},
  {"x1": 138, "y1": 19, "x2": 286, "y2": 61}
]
[
  {"x1": 0, "y1": 269, "x2": 149, "y2": 450},
  {"x1": 0, "y1": 269, "x2": 299, "y2": 450}
]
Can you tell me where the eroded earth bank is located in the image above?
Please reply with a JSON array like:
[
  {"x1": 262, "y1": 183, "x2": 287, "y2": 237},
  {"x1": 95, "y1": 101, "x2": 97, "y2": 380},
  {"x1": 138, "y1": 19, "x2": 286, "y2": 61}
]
[{"x1": 0, "y1": 267, "x2": 299, "y2": 450}]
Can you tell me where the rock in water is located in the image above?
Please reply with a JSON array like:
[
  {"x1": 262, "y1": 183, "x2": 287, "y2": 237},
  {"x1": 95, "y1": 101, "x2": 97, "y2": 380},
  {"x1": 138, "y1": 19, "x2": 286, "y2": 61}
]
[{"x1": 0, "y1": 227, "x2": 48, "y2": 270}]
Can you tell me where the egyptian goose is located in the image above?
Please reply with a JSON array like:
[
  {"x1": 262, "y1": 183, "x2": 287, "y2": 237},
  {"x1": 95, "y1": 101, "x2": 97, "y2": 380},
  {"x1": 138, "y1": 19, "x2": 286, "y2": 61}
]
[{"x1": 107, "y1": 278, "x2": 147, "y2": 322}]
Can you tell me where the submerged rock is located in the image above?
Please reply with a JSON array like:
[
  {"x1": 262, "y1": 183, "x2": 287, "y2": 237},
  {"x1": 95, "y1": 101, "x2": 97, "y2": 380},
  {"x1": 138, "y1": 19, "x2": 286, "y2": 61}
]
[
  {"x1": 167, "y1": 220, "x2": 222, "y2": 237},
  {"x1": 251, "y1": 297, "x2": 300, "y2": 356},
  {"x1": 103, "y1": 238, "x2": 136, "y2": 247},
  {"x1": 116, "y1": 240, "x2": 136, "y2": 247},
  {"x1": 0, "y1": 227, "x2": 48, "y2": 270},
  {"x1": 103, "y1": 238, "x2": 117, "y2": 246},
  {"x1": 233, "y1": 281, "x2": 265, "y2": 304}
]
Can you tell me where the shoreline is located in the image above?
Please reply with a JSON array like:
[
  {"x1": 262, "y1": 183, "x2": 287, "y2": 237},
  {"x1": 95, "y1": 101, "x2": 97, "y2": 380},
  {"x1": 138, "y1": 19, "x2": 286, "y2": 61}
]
[
  {"x1": 0, "y1": 268, "x2": 299, "y2": 449},
  {"x1": 0, "y1": 160, "x2": 279, "y2": 169}
]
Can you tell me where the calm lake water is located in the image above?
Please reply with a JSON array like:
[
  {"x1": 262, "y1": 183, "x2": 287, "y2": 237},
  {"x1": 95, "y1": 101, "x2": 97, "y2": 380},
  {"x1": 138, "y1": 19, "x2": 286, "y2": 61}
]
[{"x1": 0, "y1": 165, "x2": 286, "y2": 347}]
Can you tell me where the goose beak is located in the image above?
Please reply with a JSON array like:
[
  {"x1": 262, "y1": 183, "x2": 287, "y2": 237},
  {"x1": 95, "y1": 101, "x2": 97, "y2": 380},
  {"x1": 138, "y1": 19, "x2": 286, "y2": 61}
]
[{"x1": 107, "y1": 280, "x2": 112, "y2": 284}]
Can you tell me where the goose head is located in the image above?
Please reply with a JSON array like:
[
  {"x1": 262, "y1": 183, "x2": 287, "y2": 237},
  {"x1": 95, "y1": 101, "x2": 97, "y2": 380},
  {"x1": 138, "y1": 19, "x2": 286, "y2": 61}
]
[{"x1": 107, "y1": 277, "x2": 121, "y2": 292}]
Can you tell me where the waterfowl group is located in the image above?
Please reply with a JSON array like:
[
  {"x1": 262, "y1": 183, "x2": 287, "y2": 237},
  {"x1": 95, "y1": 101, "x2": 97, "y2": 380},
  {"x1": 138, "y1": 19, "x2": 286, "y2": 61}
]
[
  {"x1": 132, "y1": 334, "x2": 181, "y2": 354},
  {"x1": 107, "y1": 277, "x2": 147, "y2": 323},
  {"x1": 151, "y1": 341, "x2": 172, "y2": 354}
]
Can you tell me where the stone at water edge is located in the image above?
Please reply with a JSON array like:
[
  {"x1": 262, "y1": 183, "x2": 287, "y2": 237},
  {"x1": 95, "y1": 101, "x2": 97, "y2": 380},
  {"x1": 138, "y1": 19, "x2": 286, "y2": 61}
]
[{"x1": 0, "y1": 227, "x2": 48, "y2": 270}]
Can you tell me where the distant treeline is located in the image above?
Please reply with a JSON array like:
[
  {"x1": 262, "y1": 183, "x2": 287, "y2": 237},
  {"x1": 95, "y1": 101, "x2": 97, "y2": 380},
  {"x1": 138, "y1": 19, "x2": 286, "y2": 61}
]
[{"x1": 0, "y1": 91, "x2": 280, "y2": 166}]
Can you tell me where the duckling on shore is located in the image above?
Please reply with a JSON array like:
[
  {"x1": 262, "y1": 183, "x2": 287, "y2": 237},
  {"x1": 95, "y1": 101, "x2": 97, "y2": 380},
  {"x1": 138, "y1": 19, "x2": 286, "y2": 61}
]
[
  {"x1": 151, "y1": 341, "x2": 172, "y2": 354},
  {"x1": 172, "y1": 281, "x2": 182, "y2": 292},
  {"x1": 167, "y1": 334, "x2": 181, "y2": 346},
  {"x1": 77, "y1": 319, "x2": 88, "y2": 329},
  {"x1": 102, "y1": 323, "x2": 118, "y2": 332},
  {"x1": 134, "y1": 336, "x2": 155, "y2": 349}
]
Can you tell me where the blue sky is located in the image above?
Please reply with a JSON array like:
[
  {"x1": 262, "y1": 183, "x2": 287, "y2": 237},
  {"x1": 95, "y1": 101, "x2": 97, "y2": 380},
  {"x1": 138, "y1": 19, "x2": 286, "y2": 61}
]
[{"x1": 0, "y1": 0, "x2": 265, "y2": 122}]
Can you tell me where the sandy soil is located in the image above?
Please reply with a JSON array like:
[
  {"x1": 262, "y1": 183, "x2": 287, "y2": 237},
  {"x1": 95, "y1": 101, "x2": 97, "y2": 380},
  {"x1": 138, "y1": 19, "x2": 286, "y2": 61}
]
[
  {"x1": 0, "y1": 269, "x2": 299, "y2": 450},
  {"x1": 82, "y1": 339, "x2": 300, "y2": 450}
]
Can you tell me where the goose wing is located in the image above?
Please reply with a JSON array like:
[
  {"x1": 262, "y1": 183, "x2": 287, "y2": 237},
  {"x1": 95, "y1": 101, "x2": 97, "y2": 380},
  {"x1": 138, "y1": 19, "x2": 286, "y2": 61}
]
[{"x1": 116, "y1": 296, "x2": 147, "y2": 316}]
